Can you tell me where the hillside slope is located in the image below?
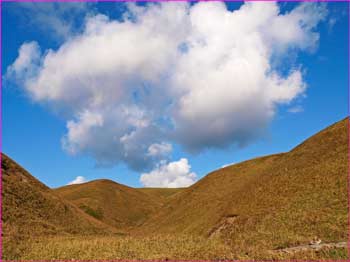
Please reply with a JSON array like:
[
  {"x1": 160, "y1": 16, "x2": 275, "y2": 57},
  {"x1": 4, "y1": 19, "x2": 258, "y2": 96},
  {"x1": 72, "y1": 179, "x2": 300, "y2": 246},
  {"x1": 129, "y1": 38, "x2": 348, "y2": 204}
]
[
  {"x1": 2, "y1": 154, "x2": 118, "y2": 257},
  {"x1": 139, "y1": 118, "x2": 348, "y2": 254},
  {"x1": 2, "y1": 154, "x2": 117, "y2": 236},
  {"x1": 137, "y1": 187, "x2": 183, "y2": 200},
  {"x1": 54, "y1": 180, "x2": 180, "y2": 230},
  {"x1": 3, "y1": 118, "x2": 348, "y2": 259}
]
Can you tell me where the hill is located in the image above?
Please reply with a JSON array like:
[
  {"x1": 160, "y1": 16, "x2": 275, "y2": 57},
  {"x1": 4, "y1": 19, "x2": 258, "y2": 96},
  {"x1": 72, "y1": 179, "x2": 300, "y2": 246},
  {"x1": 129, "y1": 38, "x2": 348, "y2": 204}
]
[
  {"x1": 2, "y1": 117, "x2": 348, "y2": 259},
  {"x1": 137, "y1": 118, "x2": 348, "y2": 256},
  {"x1": 54, "y1": 180, "x2": 182, "y2": 230},
  {"x1": 1, "y1": 154, "x2": 117, "y2": 258}
]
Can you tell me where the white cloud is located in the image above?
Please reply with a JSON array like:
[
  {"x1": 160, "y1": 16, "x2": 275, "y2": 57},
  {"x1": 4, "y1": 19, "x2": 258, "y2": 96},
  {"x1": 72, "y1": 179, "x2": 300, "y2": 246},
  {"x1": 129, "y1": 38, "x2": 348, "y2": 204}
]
[
  {"x1": 288, "y1": 105, "x2": 304, "y2": 113},
  {"x1": 62, "y1": 110, "x2": 104, "y2": 155},
  {"x1": 140, "y1": 158, "x2": 197, "y2": 188},
  {"x1": 147, "y1": 143, "x2": 172, "y2": 157},
  {"x1": 221, "y1": 162, "x2": 235, "y2": 168},
  {"x1": 5, "y1": 42, "x2": 41, "y2": 85},
  {"x1": 68, "y1": 176, "x2": 87, "y2": 185},
  {"x1": 6, "y1": 2, "x2": 327, "y2": 171},
  {"x1": 171, "y1": 2, "x2": 325, "y2": 151}
]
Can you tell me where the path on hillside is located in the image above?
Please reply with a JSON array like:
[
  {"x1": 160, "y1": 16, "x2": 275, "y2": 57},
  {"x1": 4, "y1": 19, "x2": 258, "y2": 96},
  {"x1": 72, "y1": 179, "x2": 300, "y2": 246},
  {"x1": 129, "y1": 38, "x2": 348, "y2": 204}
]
[{"x1": 273, "y1": 241, "x2": 347, "y2": 254}]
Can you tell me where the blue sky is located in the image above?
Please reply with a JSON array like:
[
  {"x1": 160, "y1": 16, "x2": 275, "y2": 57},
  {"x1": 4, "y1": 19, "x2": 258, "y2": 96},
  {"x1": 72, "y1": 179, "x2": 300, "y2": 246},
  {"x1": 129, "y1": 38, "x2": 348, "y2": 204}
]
[{"x1": 2, "y1": 2, "x2": 348, "y2": 188}]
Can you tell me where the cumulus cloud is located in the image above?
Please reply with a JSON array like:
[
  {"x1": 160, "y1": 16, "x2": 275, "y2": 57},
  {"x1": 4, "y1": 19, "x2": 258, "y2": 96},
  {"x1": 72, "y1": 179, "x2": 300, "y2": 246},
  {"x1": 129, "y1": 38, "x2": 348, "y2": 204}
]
[
  {"x1": 68, "y1": 176, "x2": 87, "y2": 185},
  {"x1": 6, "y1": 2, "x2": 327, "y2": 171},
  {"x1": 140, "y1": 158, "x2": 197, "y2": 188}
]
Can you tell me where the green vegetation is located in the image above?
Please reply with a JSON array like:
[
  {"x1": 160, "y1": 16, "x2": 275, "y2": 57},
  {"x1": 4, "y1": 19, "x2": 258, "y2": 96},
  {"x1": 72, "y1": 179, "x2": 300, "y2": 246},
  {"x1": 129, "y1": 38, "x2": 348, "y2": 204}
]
[
  {"x1": 2, "y1": 118, "x2": 349, "y2": 260},
  {"x1": 80, "y1": 205, "x2": 104, "y2": 220}
]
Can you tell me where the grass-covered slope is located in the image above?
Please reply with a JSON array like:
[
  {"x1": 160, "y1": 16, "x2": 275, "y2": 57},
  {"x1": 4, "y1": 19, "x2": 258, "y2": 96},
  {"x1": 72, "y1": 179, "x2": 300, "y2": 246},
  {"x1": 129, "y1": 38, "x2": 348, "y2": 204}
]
[
  {"x1": 1, "y1": 154, "x2": 117, "y2": 259},
  {"x1": 2, "y1": 118, "x2": 348, "y2": 260},
  {"x1": 139, "y1": 118, "x2": 348, "y2": 255},
  {"x1": 137, "y1": 187, "x2": 183, "y2": 200},
  {"x1": 2, "y1": 154, "x2": 115, "y2": 236},
  {"x1": 54, "y1": 180, "x2": 180, "y2": 230}
]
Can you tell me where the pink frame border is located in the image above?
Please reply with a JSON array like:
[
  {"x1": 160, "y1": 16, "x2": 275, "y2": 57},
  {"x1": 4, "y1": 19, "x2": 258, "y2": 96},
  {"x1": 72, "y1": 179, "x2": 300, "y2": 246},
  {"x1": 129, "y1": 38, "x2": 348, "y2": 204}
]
[{"x1": 0, "y1": 0, "x2": 349, "y2": 261}]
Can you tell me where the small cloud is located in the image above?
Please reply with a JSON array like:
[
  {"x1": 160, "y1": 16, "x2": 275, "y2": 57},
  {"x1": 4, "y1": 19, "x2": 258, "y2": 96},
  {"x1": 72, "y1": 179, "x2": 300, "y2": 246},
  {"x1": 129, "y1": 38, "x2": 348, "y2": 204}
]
[
  {"x1": 221, "y1": 162, "x2": 235, "y2": 168},
  {"x1": 140, "y1": 158, "x2": 197, "y2": 188},
  {"x1": 328, "y1": 18, "x2": 337, "y2": 32},
  {"x1": 147, "y1": 142, "x2": 172, "y2": 157},
  {"x1": 288, "y1": 105, "x2": 304, "y2": 113},
  {"x1": 5, "y1": 41, "x2": 41, "y2": 85},
  {"x1": 68, "y1": 176, "x2": 87, "y2": 185}
]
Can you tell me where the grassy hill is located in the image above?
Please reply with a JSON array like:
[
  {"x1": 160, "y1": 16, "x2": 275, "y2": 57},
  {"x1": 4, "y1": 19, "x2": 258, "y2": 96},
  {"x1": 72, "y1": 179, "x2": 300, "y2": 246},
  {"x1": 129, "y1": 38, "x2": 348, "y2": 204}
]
[
  {"x1": 54, "y1": 180, "x2": 182, "y2": 230},
  {"x1": 1, "y1": 154, "x2": 117, "y2": 259},
  {"x1": 2, "y1": 117, "x2": 348, "y2": 260},
  {"x1": 137, "y1": 117, "x2": 348, "y2": 257}
]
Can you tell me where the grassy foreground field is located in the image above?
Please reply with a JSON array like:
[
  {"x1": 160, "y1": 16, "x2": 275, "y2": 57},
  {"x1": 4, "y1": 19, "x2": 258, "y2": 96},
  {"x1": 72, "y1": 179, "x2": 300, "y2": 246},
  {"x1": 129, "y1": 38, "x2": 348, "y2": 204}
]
[{"x1": 7, "y1": 235, "x2": 348, "y2": 260}]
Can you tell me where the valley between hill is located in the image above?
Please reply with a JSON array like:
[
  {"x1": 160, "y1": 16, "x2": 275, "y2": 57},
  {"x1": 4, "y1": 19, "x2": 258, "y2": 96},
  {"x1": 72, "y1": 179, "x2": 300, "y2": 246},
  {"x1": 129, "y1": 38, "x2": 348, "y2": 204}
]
[{"x1": 2, "y1": 117, "x2": 348, "y2": 260}]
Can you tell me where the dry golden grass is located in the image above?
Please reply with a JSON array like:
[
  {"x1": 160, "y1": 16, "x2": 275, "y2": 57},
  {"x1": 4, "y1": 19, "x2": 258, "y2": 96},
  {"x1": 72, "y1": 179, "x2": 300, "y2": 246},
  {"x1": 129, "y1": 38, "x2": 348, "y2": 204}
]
[
  {"x1": 1, "y1": 154, "x2": 118, "y2": 259},
  {"x1": 140, "y1": 118, "x2": 348, "y2": 253},
  {"x1": 15, "y1": 235, "x2": 231, "y2": 260},
  {"x1": 2, "y1": 118, "x2": 349, "y2": 260},
  {"x1": 54, "y1": 179, "x2": 173, "y2": 230},
  {"x1": 137, "y1": 187, "x2": 183, "y2": 200},
  {"x1": 7, "y1": 235, "x2": 348, "y2": 260},
  {"x1": 268, "y1": 247, "x2": 348, "y2": 260}
]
